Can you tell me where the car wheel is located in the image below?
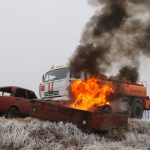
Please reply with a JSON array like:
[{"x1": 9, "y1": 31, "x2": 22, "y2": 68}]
[{"x1": 6, "y1": 107, "x2": 19, "y2": 118}]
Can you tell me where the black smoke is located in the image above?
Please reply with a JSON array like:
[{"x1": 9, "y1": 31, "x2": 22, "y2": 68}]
[
  {"x1": 70, "y1": 44, "x2": 111, "y2": 75},
  {"x1": 117, "y1": 66, "x2": 139, "y2": 83},
  {"x1": 93, "y1": 0, "x2": 128, "y2": 36},
  {"x1": 70, "y1": 0, "x2": 150, "y2": 83}
]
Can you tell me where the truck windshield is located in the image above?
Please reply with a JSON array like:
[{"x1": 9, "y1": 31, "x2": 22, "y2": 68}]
[{"x1": 44, "y1": 67, "x2": 69, "y2": 81}]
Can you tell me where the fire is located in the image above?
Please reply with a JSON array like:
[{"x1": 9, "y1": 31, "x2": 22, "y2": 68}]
[{"x1": 70, "y1": 77, "x2": 114, "y2": 111}]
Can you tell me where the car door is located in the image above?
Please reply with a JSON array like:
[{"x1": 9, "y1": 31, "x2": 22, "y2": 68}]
[{"x1": 15, "y1": 88, "x2": 31, "y2": 115}]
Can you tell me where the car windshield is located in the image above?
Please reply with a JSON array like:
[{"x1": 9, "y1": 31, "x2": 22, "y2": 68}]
[{"x1": 44, "y1": 67, "x2": 69, "y2": 81}]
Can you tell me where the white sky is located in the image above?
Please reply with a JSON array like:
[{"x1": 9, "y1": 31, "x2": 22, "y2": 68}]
[
  {"x1": 0, "y1": 0, "x2": 94, "y2": 96},
  {"x1": 0, "y1": 0, "x2": 150, "y2": 97}
]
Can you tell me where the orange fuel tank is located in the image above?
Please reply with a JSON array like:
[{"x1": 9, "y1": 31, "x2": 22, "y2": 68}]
[{"x1": 101, "y1": 79, "x2": 147, "y2": 97}]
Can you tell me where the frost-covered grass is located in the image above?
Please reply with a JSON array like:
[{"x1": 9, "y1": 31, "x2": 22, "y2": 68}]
[{"x1": 0, "y1": 117, "x2": 150, "y2": 150}]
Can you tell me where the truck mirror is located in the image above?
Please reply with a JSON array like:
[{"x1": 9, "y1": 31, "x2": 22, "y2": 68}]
[{"x1": 42, "y1": 75, "x2": 45, "y2": 82}]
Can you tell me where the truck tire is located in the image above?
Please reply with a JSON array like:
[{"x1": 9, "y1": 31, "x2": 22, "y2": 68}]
[
  {"x1": 119, "y1": 97, "x2": 132, "y2": 116},
  {"x1": 6, "y1": 107, "x2": 19, "y2": 118},
  {"x1": 131, "y1": 102, "x2": 143, "y2": 119}
]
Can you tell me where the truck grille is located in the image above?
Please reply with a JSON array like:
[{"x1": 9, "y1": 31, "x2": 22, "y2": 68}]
[{"x1": 44, "y1": 90, "x2": 60, "y2": 98}]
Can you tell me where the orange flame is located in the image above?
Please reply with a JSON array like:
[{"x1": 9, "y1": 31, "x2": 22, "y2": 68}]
[{"x1": 70, "y1": 77, "x2": 114, "y2": 111}]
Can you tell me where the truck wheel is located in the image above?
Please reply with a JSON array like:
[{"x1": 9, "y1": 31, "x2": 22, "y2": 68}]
[
  {"x1": 6, "y1": 107, "x2": 19, "y2": 118},
  {"x1": 119, "y1": 97, "x2": 132, "y2": 117},
  {"x1": 131, "y1": 102, "x2": 143, "y2": 119}
]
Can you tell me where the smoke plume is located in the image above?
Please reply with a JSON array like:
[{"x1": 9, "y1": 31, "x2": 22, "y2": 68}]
[
  {"x1": 70, "y1": 0, "x2": 150, "y2": 82},
  {"x1": 117, "y1": 66, "x2": 139, "y2": 83}
]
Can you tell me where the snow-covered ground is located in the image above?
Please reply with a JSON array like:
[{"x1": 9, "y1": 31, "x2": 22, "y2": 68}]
[{"x1": 0, "y1": 117, "x2": 150, "y2": 150}]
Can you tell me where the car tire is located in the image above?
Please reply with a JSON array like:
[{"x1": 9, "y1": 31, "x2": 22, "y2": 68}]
[{"x1": 6, "y1": 107, "x2": 19, "y2": 118}]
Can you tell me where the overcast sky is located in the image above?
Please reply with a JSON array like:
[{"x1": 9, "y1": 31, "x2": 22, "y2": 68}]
[
  {"x1": 0, "y1": 0, "x2": 94, "y2": 96},
  {"x1": 0, "y1": 0, "x2": 150, "y2": 97}
]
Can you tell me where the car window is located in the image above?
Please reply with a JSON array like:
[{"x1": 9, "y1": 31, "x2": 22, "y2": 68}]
[
  {"x1": 15, "y1": 89, "x2": 27, "y2": 99},
  {"x1": 0, "y1": 91, "x2": 11, "y2": 96},
  {"x1": 27, "y1": 91, "x2": 37, "y2": 99}
]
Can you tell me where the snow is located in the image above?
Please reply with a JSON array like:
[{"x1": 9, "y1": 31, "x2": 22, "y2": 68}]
[{"x1": 0, "y1": 117, "x2": 150, "y2": 150}]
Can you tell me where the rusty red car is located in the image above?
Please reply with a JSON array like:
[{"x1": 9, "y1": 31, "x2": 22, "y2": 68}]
[{"x1": 0, "y1": 86, "x2": 37, "y2": 118}]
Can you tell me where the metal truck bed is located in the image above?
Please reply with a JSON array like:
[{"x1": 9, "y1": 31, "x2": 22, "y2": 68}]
[{"x1": 30, "y1": 100, "x2": 128, "y2": 131}]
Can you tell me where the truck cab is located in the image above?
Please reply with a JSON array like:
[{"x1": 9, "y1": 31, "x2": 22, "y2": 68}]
[{"x1": 39, "y1": 66, "x2": 88, "y2": 100}]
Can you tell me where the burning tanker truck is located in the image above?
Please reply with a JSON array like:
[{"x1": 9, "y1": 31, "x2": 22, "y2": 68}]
[
  {"x1": 30, "y1": 66, "x2": 128, "y2": 132},
  {"x1": 39, "y1": 66, "x2": 150, "y2": 119},
  {"x1": 32, "y1": 0, "x2": 150, "y2": 132}
]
